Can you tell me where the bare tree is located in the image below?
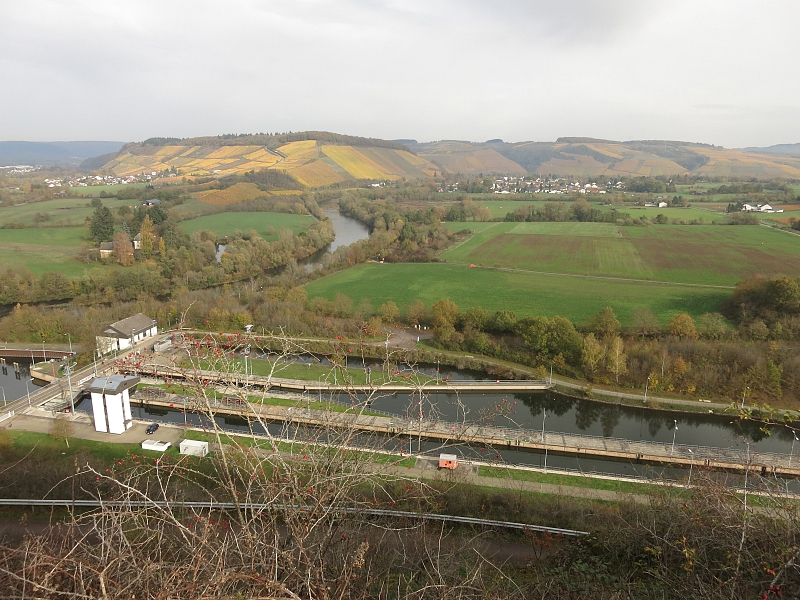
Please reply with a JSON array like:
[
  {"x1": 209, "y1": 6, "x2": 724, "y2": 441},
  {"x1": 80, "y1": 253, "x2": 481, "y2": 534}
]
[{"x1": 49, "y1": 413, "x2": 74, "y2": 448}]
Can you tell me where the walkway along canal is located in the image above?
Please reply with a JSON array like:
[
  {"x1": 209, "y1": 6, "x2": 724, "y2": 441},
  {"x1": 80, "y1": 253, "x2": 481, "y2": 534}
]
[{"x1": 110, "y1": 366, "x2": 800, "y2": 478}]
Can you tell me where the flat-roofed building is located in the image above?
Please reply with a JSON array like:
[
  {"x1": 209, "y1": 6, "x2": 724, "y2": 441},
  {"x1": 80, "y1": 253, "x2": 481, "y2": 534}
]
[
  {"x1": 180, "y1": 439, "x2": 209, "y2": 457},
  {"x1": 87, "y1": 374, "x2": 140, "y2": 434}
]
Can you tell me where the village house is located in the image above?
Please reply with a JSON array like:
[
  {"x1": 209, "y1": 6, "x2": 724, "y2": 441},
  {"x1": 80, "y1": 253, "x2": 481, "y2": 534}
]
[
  {"x1": 98, "y1": 241, "x2": 114, "y2": 258},
  {"x1": 742, "y1": 203, "x2": 783, "y2": 213}
]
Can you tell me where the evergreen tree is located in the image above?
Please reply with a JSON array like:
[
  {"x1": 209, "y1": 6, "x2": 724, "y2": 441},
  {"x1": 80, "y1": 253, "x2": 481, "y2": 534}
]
[{"x1": 90, "y1": 205, "x2": 114, "y2": 242}]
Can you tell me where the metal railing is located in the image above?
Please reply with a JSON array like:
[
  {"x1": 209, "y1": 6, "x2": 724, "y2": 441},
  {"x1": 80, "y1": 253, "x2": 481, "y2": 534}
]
[{"x1": 0, "y1": 499, "x2": 588, "y2": 536}]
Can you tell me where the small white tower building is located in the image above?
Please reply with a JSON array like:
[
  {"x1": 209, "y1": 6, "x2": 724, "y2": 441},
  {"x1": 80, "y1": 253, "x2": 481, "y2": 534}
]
[{"x1": 87, "y1": 375, "x2": 140, "y2": 434}]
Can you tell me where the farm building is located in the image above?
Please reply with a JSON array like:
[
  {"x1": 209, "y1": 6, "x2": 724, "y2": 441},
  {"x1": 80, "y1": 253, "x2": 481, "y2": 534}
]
[
  {"x1": 87, "y1": 374, "x2": 140, "y2": 435},
  {"x1": 180, "y1": 439, "x2": 209, "y2": 457},
  {"x1": 98, "y1": 241, "x2": 114, "y2": 258},
  {"x1": 96, "y1": 313, "x2": 158, "y2": 355},
  {"x1": 742, "y1": 203, "x2": 784, "y2": 213}
]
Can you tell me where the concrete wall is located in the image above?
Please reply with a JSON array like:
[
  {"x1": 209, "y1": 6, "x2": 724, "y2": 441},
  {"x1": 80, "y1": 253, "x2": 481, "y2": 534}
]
[{"x1": 90, "y1": 389, "x2": 132, "y2": 435}]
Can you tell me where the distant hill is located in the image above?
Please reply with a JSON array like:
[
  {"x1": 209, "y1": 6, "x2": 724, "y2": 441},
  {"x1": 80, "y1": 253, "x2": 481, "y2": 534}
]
[
  {"x1": 415, "y1": 141, "x2": 527, "y2": 176},
  {"x1": 414, "y1": 139, "x2": 800, "y2": 179},
  {"x1": 92, "y1": 132, "x2": 800, "y2": 182},
  {"x1": 0, "y1": 141, "x2": 125, "y2": 167},
  {"x1": 99, "y1": 132, "x2": 438, "y2": 186},
  {"x1": 741, "y1": 143, "x2": 800, "y2": 157}
]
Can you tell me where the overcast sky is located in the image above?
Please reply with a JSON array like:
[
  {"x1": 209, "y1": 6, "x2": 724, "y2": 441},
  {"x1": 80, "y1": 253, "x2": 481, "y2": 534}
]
[{"x1": 1, "y1": 0, "x2": 798, "y2": 147}]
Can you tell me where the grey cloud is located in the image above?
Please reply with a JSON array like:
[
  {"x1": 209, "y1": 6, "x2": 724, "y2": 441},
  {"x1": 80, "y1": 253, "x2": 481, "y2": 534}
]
[{"x1": 0, "y1": 0, "x2": 799, "y2": 147}]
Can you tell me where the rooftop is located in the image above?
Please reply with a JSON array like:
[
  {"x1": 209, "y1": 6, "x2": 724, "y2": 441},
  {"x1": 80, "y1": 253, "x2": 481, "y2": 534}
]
[
  {"x1": 102, "y1": 313, "x2": 156, "y2": 338},
  {"x1": 86, "y1": 374, "x2": 140, "y2": 395}
]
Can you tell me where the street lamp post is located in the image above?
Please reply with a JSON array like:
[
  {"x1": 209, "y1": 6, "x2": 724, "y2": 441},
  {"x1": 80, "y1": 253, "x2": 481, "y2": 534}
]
[
  {"x1": 671, "y1": 419, "x2": 678, "y2": 455},
  {"x1": 63, "y1": 333, "x2": 75, "y2": 415},
  {"x1": 790, "y1": 431, "x2": 799, "y2": 468},
  {"x1": 644, "y1": 376, "x2": 650, "y2": 404},
  {"x1": 740, "y1": 386, "x2": 749, "y2": 410},
  {"x1": 542, "y1": 408, "x2": 548, "y2": 473},
  {"x1": 687, "y1": 448, "x2": 694, "y2": 485},
  {"x1": 41, "y1": 340, "x2": 46, "y2": 363},
  {"x1": 243, "y1": 346, "x2": 250, "y2": 389},
  {"x1": 63, "y1": 333, "x2": 73, "y2": 356}
]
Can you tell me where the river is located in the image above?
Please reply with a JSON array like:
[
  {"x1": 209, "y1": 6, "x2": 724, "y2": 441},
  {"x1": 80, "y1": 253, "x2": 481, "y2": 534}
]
[{"x1": 215, "y1": 206, "x2": 371, "y2": 268}]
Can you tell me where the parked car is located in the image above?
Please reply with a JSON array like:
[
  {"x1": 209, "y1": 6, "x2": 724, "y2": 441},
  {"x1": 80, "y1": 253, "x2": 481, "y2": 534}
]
[{"x1": 145, "y1": 423, "x2": 159, "y2": 435}]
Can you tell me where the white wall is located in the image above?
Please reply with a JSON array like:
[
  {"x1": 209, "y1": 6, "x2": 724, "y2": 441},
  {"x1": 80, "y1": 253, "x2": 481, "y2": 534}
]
[
  {"x1": 90, "y1": 390, "x2": 133, "y2": 435},
  {"x1": 91, "y1": 392, "x2": 107, "y2": 433},
  {"x1": 96, "y1": 336, "x2": 117, "y2": 356},
  {"x1": 180, "y1": 440, "x2": 209, "y2": 456}
]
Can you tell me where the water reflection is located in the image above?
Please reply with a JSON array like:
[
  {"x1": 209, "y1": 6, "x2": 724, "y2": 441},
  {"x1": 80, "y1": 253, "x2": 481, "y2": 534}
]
[{"x1": 0, "y1": 360, "x2": 40, "y2": 403}]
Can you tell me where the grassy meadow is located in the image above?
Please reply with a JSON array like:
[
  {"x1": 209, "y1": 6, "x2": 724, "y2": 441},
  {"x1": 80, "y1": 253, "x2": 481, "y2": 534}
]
[
  {"x1": 439, "y1": 221, "x2": 800, "y2": 286},
  {"x1": 459, "y1": 199, "x2": 726, "y2": 221},
  {"x1": 0, "y1": 196, "x2": 133, "y2": 228},
  {"x1": 178, "y1": 212, "x2": 316, "y2": 240},
  {"x1": 69, "y1": 183, "x2": 149, "y2": 197},
  {"x1": 0, "y1": 226, "x2": 113, "y2": 277},
  {"x1": 303, "y1": 262, "x2": 729, "y2": 326}
]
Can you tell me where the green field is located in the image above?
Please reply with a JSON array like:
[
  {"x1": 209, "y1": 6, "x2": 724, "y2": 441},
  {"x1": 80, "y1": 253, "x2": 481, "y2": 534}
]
[
  {"x1": 303, "y1": 263, "x2": 729, "y2": 325},
  {"x1": 0, "y1": 226, "x2": 111, "y2": 277},
  {"x1": 69, "y1": 183, "x2": 149, "y2": 197},
  {"x1": 0, "y1": 196, "x2": 134, "y2": 228},
  {"x1": 179, "y1": 212, "x2": 316, "y2": 240},
  {"x1": 440, "y1": 222, "x2": 800, "y2": 286},
  {"x1": 443, "y1": 221, "x2": 499, "y2": 234},
  {"x1": 0, "y1": 227, "x2": 88, "y2": 247},
  {"x1": 169, "y1": 197, "x2": 220, "y2": 220},
  {"x1": 468, "y1": 200, "x2": 550, "y2": 218},
  {"x1": 599, "y1": 205, "x2": 727, "y2": 222}
]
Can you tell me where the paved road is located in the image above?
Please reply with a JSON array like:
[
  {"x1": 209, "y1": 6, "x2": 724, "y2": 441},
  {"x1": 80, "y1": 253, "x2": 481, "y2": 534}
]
[{"x1": 0, "y1": 412, "x2": 650, "y2": 506}]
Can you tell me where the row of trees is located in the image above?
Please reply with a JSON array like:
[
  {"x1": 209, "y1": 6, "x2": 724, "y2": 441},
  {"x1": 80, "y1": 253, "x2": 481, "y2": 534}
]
[
  {"x1": 424, "y1": 300, "x2": 800, "y2": 403},
  {"x1": 505, "y1": 199, "x2": 629, "y2": 223}
]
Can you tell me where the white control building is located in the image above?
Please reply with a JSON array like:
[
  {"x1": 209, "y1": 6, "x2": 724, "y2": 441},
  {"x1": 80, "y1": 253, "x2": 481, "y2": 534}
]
[{"x1": 87, "y1": 375, "x2": 140, "y2": 434}]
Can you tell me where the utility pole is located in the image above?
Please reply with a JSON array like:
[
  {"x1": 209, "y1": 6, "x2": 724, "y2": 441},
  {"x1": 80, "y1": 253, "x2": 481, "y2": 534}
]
[
  {"x1": 63, "y1": 333, "x2": 75, "y2": 415},
  {"x1": 671, "y1": 419, "x2": 678, "y2": 455},
  {"x1": 542, "y1": 408, "x2": 547, "y2": 473}
]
